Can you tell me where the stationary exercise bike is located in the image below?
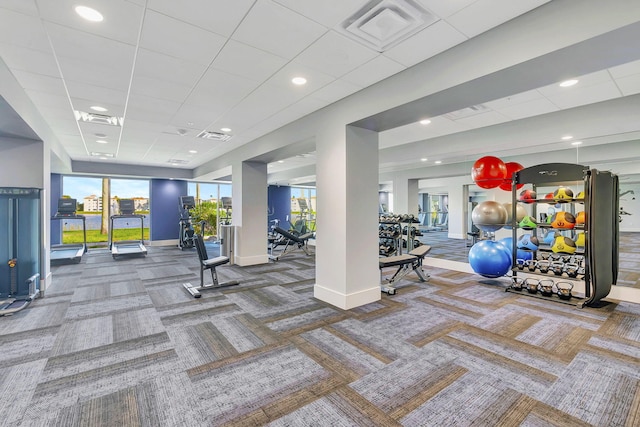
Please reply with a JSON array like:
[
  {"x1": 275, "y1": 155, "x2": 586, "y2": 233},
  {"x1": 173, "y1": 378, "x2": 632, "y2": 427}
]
[{"x1": 178, "y1": 196, "x2": 205, "y2": 250}]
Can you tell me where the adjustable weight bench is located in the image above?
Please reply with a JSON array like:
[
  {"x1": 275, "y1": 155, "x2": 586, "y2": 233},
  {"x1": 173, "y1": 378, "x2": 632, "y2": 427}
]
[
  {"x1": 182, "y1": 234, "x2": 239, "y2": 298},
  {"x1": 269, "y1": 226, "x2": 314, "y2": 261},
  {"x1": 379, "y1": 244, "x2": 431, "y2": 294}
]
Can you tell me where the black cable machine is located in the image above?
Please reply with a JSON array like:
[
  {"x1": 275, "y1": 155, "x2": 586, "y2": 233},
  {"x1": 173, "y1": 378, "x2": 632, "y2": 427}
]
[
  {"x1": 51, "y1": 198, "x2": 87, "y2": 264},
  {"x1": 0, "y1": 188, "x2": 41, "y2": 316},
  {"x1": 109, "y1": 199, "x2": 147, "y2": 259},
  {"x1": 178, "y1": 195, "x2": 205, "y2": 250}
]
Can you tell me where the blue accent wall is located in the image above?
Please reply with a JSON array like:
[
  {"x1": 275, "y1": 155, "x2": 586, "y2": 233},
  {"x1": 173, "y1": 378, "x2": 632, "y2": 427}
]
[
  {"x1": 150, "y1": 179, "x2": 187, "y2": 241},
  {"x1": 268, "y1": 185, "x2": 290, "y2": 229},
  {"x1": 50, "y1": 173, "x2": 63, "y2": 245}
]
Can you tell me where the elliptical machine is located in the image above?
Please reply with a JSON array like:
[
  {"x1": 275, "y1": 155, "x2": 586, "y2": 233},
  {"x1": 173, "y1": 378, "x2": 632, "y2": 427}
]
[{"x1": 178, "y1": 196, "x2": 205, "y2": 250}]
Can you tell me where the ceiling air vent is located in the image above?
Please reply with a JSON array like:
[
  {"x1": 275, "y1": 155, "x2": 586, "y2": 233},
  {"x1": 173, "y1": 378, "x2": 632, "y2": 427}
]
[
  {"x1": 197, "y1": 130, "x2": 232, "y2": 141},
  {"x1": 168, "y1": 159, "x2": 188, "y2": 165},
  {"x1": 338, "y1": 0, "x2": 438, "y2": 52},
  {"x1": 90, "y1": 152, "x2": 114, "y2": 158},
  {"x1": 75, "y1": 110, "x2": 123, "y2": 126},
  {"x1": 443, "y1": 104, "x2": 490, "y2": 120}
]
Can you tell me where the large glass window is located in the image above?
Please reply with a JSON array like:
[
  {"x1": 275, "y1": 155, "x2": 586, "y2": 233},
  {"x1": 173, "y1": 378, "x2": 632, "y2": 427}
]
[
  {"x1": 290, "y1": 186, "x2": 316, "y2": 232},
  {"x1": 187, "y1": 182, "x2": 232, "y2": 238}
]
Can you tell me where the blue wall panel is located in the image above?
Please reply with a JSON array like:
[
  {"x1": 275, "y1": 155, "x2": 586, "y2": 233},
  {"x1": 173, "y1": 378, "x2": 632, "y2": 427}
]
[
  {"x1": 50, "y1": 173, "x2": 63, "y2": 245},
  {"x1": 150, "y1": 179, "x2": 187, "y2": 241},
  {"x1": 267, "y1": 185, "x2": 290, "y2": 229}
]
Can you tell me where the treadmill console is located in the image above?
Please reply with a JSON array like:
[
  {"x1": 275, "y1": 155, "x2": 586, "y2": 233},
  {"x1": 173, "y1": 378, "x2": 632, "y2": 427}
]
[
  {"x1": 180, "y1": 195, "x2": 195, "y2": 209},
  {"x1": 118, "y1": 199, "x2": 136, "y2": 215},
  {"x1": 57, "y1": 198, "x2": 77, "y2": 216}
]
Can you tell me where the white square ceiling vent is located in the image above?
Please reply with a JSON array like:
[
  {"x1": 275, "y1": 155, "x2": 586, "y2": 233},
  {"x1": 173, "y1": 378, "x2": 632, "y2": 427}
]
[
  {"x1": 90, "y1": 152, "x2": 114, "y2": 158},
  {"x1": 443, "y1": 104, "x2": 490, "y2": 120},
  {"x1": 168, "y1": 159, "x2": 188, "y2": 165},
  {"x1": 338, "y1": 0, "x2": 438, "y2": 52},
  {"x1": 75, "y1": 110, "x2": 123, "y2": 126},
  {"x1": 197, "y1": 130, "x2": 232, "y2": 142}
]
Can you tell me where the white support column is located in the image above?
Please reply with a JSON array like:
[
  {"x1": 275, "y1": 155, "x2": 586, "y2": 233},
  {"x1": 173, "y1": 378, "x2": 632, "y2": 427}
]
[
  {"x1": 447, "y1": 184, "x2": 465, "y2": 239},
  {"x1": 314, "y1": 125, "x2": 380, "y2": 309},
  {"x1": 232, "y1": 161, "x2": 269, "y2": 266},
  {"x1": 392, "y1": 177, "x2": 419, "y2": 216}
]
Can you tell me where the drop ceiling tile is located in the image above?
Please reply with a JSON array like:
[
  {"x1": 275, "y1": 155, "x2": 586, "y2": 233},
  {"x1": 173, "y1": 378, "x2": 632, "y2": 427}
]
[
  {"x1": 446, "y1": 0, "x2": 550, "y2": 38},
  {"x1": 341, "y1": 55, "x2": 406, "y2": 88},
  {"x1": 264, "y1": 62, "x2": 336, "y2": 91},
  {"x1": 147, "y1": 0, "x2": 254, "y2": 37},
  {"x1": 57, "y1": 56, "x2": 132, "y2": 92},
  {"x1": 452, "y1": 110, "x2": 509, "y2": 128},
  {"x1": 210, "y1": 40, "x2": 288, "y2": 83},
  {"x1": 23, "y1": 89, "x2": 70, "y2": 110},
  {"x1": 544, "y1": 80, "x2": 622, "y2": 109},
  {"x1": 309, "y1": 79, "x2": 362, "y2": 104},
  {"x1": 0, "y1": 8, "x2": 51, "y2": 51},
  {"x1": 293, "y1": 31, "x2": 379, "y2": 78},
  {"x1": 483, "y1": 89, "x2": 544, "y2": 110},
  {"x1": 171, "y1": 105, "x2": 225, "y2": 131},
  {"x1": 10, "y1": 70, "x2": 66, "y2": 96},
  {"x1": 37, "y1": 0, "x2": 144, "y2": 45},
  {"x1": 0, "y1": 44, "x2": 59, "y2": 77},
  {"x1": 494, "y1": 97, "x2": 559, "y2": 120},
  {"x1": 416, "y1": 0, "x2": 477, "y2": 19},
  {"x1": 609, "y1": 59, "x2": 640, "y2": 79},
  {"x1": 383, "y1": 20, "x2": 467, "y2": 67},
  {"x1": 232, "y1": 0, "x2": 327, "y2": 60},
  {"x1": 186, "y1": 68, "x2": 259, "y2": 109},
  {"x1": 134, "y1": 48, "x2": 208, "y2": 86},
  {"x1": 615, "y1": 74, "x2": 640, "y2": 97},
  {"x1": 130, "y1": 75, "x2": 193, "y2": 103},
  {"x1": 124, "y1": 93, "x2": 182, "y2": 123},
  {"x1": 272, "y1": 0, "x2": 364, "y2": 28},
  {"x1": 537, "y1": 70, "x2": 613, "y2": 98},
  {"x1": 0, "y1": 0, "x2": 38, "y2": 15},
  {"x1": 66, "y1": 82, "x2": 127, "y2": 112},
  {"x1": 139, "y1": 10, "x2": 227, "y2": 66},
  {"x1": 77, "y1": 122, "x2": 122, "y2": 141}
]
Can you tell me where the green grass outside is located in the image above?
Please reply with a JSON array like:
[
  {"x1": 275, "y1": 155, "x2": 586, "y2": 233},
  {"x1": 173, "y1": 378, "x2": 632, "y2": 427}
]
[{"x1": 63, "y1": 228, "x2": 150, "y2": 244}]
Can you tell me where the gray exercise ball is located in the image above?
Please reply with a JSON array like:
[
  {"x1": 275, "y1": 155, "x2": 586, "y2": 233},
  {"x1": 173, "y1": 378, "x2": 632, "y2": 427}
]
[
  {"x1": 503, "y1": 202, "x2": 527, "y2": 229},
  {"x1": 472, "y1": 201, "x2": 508, "y2": 232}
]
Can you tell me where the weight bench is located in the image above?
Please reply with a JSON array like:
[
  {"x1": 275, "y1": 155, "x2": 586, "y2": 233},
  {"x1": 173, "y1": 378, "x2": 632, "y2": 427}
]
[
  {"x1": 182, "y1": 234, "x2": 239, "y2": 298},
  {"x1": 269, "y1": 226, "x2": 314, "y2": 261},
  {"x1": 379, "y1": 244, "x2": 431, "y2": 294}
]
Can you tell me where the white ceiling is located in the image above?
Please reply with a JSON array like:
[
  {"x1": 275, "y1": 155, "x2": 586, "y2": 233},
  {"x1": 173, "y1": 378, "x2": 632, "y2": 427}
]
[{"x1": 1, "y1": 0, "x2": 640, "y2": 184}]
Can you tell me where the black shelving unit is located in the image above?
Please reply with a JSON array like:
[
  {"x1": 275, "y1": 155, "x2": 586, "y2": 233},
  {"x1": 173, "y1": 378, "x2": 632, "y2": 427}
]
[{"x1": 507, "y1": 163, "x2": 618, "y2": 307}]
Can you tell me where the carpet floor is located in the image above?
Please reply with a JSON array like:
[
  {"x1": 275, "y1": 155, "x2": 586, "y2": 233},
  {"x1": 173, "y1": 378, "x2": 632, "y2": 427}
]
[{"x1": 0, "y1": 243, "x2": 638, "y2": 426}]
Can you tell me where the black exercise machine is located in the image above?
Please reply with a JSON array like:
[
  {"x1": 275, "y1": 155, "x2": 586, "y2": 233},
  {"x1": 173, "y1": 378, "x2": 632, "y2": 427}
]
[
  {"x1": 269, "y1": 226, "x2": 314, "y2": 261},
  {"x1": 51, "y1": 198, "x2": 87, "y2": 264},
  {"x1": 182, "y1": 234, "x2": 239, "y2": 298},
  {"x1": 178, "y1": 195, "x2": 205, "y2": 250},
  {"x1": 379, "y1": 244, "x2": 431, "y2": 294},
  {"x1": 109, "y1": 199, "x2": 147, "y2": 259}
]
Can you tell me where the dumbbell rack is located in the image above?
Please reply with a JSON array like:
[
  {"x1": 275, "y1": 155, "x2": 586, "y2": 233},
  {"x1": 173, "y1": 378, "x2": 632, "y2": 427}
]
[
  {"x1": 507, "y1": 163, "x2": 619, "y2": 308},
  {"x1": 379, "y1": 214, "x2": 422, "y2": 256}
]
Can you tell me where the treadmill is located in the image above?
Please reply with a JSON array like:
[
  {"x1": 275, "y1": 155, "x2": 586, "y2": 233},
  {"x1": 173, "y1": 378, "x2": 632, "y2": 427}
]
[
  {"x1": 50, "y1": 198, "x2": 87, "y2": 264},
  {"x1": 109, "y1": 199, "x2": 147, "y2": 259}
]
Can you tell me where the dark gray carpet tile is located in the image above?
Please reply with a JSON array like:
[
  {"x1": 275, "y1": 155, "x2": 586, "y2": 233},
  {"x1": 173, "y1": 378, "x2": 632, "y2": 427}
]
[
  {"x1": 542, "y1": 351, "x2": 640, "y2": 426},
  {"x1": 42, "y1": 273, "x2": 83, "y2": 294},
  {"x1": 31, "y1": 291, "x2": 74, "y2": 306},
  {"x1": 63, "y1": 294, "x2": 154, "y2": 320},
  {"x1": 51, "y1": 314, "x2": 114, "y2": 356},
  {"x1": 0, "y1": 359, "x2": 49, "y2": 426},
  {"x1": 136, "y1": 264, "x2": 194, "y2": 281},
  {"x1": 0, "y1": 326, "x2": 58, "y2": 366},
  {"x1": 299, "y1": 327, "x2": 387, "y2": 379},
  {"x1": 112, "y1": 307, "x2": 166, "y2": 342},
  {"x1": 159, "y1": 303, "x2": 241, "y2": 327},
  {"x1": 29, "y1": 349, "x2": 179, "y2": 414},
  {"x1": 152, "y1": 294, "x2": 233, "y2": 318},
  {"x1": 328, "y1": 319, "x2": 420, "y2": 362},
  {"x1": 42, "y1": 332, "x2": 172, "y2": 380},
  {"x1": 0, "y1": 302, "x2": 69, "y2": 334},
  {"x1": 80, "y1": 263, "x2": 138, "y2": 279},
  {"x1": 265, "y1": 307, "x2": 346, "y2": 335},
  {"x1": 37, "y1": 372, "x2": 206, "y2": 427},
  {"x1": 188, "y1": 344, "x2": 333, "y2": 426},
  {"x1": 225, "y1": 286, "x2": 320, "y2": 318}
]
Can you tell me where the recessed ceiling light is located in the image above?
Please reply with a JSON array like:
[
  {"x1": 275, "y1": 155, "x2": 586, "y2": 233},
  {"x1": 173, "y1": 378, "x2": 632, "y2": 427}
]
[
  {"x1": 75, "y1": 5, "x2": 103, "y2": 22},
  {"x1": 187, "y1": 122, "x2": 194, "y2": 126},
  {"x1": 419, "y1": 119, "x2": 431, "y2": 125},
  {"x1": 561, "y1": 135, "x2": 573, "y2": 140},
  {"x1": 188, "y1": 150, "x2": 197, "y2": 154},
  {"x1": 434, "y1": 160, "x2": 442, "y2": 164},
  {"x1": 96, "y1": 140, "x2": 108, "y2": 144},
  {"x1": 559, "y1": 79, "x2": 578, "y2": 87},
  {"x1": 571, "y1": 141, "x2": 583, "y2": 146},
  {"x1": 95, "y1": 133, "x2": 107, "y2": 138},
  {"x1": 420, "y1": 158, "x2": 427, "y2": 162},
  {"x1": 220, "y1": 127, "x2": 231, "y2": 132},
  {"x1": 278, "y1": 160, "x2": 285, "y2": 163},
  {"x1": 292, "y1": 77, "x2": 307, "y2": 85},
  {"x1": 90, "y1": 105, "x2": 108, "y2": 112}
]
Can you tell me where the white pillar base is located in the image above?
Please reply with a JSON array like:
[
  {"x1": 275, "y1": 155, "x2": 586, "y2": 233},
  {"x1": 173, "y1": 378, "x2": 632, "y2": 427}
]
[{"x1": 314, "y1": 284, "x2": 380, "y2": 310}]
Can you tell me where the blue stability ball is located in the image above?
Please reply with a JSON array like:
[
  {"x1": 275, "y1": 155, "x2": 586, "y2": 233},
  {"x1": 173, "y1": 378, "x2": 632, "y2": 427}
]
[
  {"x1": 516, "y1": 249, "x2": 533, "y2": 261},
  {"x1": 498, "y1": 237, "x2": 513, "y2": 255},
  {"x1": 468, "y1": 240, "x2": 512, "y2": 278}
]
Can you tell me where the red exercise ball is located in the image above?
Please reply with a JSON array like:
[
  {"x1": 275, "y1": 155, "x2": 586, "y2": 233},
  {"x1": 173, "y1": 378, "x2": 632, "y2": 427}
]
[
  {"x1": 499, "y1": 162, "x2": 525, "y2": 191},
  {"x1": 471, "y1": 156, "x2": 507, "y2": 189}
]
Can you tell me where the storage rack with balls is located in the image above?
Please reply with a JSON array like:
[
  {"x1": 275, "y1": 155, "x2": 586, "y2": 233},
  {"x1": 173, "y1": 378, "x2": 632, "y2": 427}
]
[{"x1": 507, "y1": 163, "x2": 618, "y2": 307}]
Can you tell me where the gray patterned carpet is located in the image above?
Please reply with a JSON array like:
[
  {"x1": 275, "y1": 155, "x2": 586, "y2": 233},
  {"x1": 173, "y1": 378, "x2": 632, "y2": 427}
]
[{"x1": 0, "y1": 244, "x2": 638, "y2": 426}]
